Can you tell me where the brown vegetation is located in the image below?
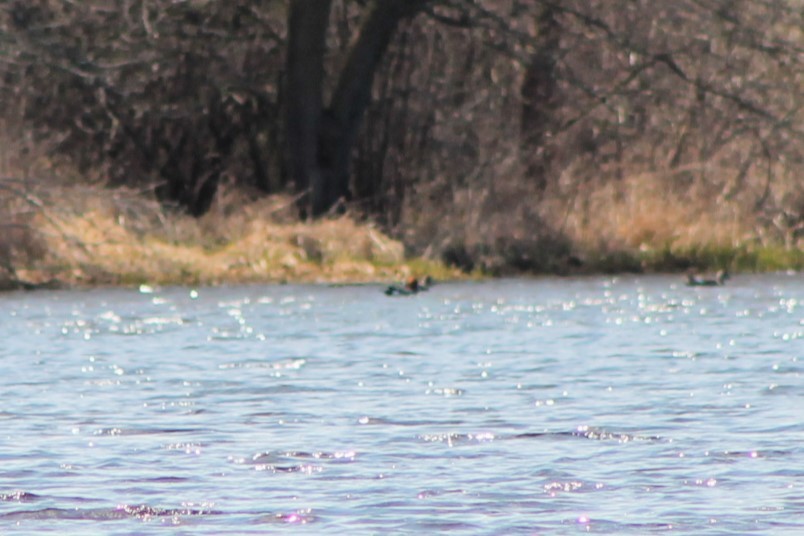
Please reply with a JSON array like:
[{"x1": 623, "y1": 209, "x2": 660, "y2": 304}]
[
  {"x1": 0, "y1": 173, "x2": 454, "y2": 290},
  {"x1": 0, "y1": 128, "x2": 455, "y2": 290},
  {"x1": 1, "y1": 1, "x2": 801, "y2": 283}
]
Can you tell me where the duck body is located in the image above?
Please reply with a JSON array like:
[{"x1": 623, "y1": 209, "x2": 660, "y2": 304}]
[
  {"x1": 686, "y1": 270, "x2": 730, "y2": 287},
  {"x1": 384, "y1": 285, "x2": 416, "y2": 296},
  {"x1": 384, "y1": 276, "x2": 433, "y2": 296}
]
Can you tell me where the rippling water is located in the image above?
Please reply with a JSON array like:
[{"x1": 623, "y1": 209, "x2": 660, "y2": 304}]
[{"x1": 1, "y1": 274, "x2": 802, "y2": 534}]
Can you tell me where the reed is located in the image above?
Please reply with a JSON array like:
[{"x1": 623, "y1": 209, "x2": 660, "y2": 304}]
[
  {"x1": 0, "y1": 178, "x2": 459, "y2": 289},
  {"x1": 559, "y1": 166, "x2": 802, "y2": 272},
  {"x1": 402, "y1": 159, "x2": 802, "y2": 274},
  {"x1": 1, "y1": 127, "x2": 800, "y2": 288}
]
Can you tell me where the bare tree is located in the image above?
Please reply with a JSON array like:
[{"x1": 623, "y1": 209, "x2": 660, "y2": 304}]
[{"x1": 285, "y1": 0, "x2": 428, "y2": 217}]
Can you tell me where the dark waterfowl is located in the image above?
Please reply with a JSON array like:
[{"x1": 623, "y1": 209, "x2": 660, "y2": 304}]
[
  {"x1": 384, "y1": 276, "x2": 434, "y2": 296},
  {"x1": 686, "y1": 269, "x2": 730, "y2": 287},
  {"x1": 385, "y1": 276, "x2": 419, "y2": 296}
]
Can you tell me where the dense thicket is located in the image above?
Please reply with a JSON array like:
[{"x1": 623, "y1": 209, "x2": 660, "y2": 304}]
[
  {"x1": 2, "y1": 1, "x2": 287, "y2": 215},
  {"x1": 2, "y1": 0, "x2": 802, "y2": 268}
]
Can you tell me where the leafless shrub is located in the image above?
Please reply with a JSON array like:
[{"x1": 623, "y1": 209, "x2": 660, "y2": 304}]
[
  {"x1": 351, "y1": 0, "x2": 803, "y2": 269},
  {"x1": 1, "y1": 1, "x2": 287, "y2": 215}
]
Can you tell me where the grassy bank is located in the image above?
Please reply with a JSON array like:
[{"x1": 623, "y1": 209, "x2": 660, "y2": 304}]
[
  {"x1": 0, "y1": 182, "x2": 460, "y2": 291},
  {"x1": 1, "y1": 177, "x2": 800, "y2": 293},
  {"x1": 402, "y1": 161, "x2": 803, "y2": 276},
  {"x1": 557, "y1": 170, "x2": 804, "y2": 273},
  {"x1": 1, "y1": 139, "x2": 801, "y2": 290}
]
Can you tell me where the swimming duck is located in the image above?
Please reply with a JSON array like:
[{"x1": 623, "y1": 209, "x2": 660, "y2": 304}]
[
  {"x1": 385, "y1": 276, "x2": 435, "y2": 296},
  {"x1": 686, "y1": 269, "x2": 730, "y2": 286},
  {"x1": 385, "y1": 276, "x2": 419, "y2": 296}
]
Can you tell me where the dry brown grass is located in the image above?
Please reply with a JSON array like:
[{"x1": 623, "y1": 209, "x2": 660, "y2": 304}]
[
  {"x1": 1, "y1": 124, "x2": 800, "y2": 289},
  {"x1": 2, "y1": 182, "x2": 462, "y2": 288},
  {"x1": 560, "y1": 170, "x2": 749, "y2": 253},
  {"x1": 0, "y1": 123, "x2": 459, "y2": 289},
  {"x1": 401, "y1": 155, "x2": 803, "y2": 274}
]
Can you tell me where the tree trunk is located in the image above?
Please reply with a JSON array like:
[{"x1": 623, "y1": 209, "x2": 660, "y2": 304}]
[
  {"x1": 520, "y1": 6, "x2": 560, "y2": 190},
  {"x1": 285, "y1": 0, "x2": 333, "y2": 218},
  {"x1": 285, "y1": 0, "x2": 425, "y2": 218}
]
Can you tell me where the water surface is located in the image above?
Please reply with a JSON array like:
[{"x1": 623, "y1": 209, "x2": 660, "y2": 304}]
[{"x1": 1, "y1": 274, "x2": 802, "y2": 534}]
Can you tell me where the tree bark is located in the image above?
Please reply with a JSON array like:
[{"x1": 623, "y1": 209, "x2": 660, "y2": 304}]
[
  {"x1": 520, "y1": 5, "x2": 560, "y2": 190},
  {"x1": 285, "y1": 0, "x2": 425, "y2": 218},
  {"x1": 285, "y1": 0, "x2": 333, "y2": 218}
]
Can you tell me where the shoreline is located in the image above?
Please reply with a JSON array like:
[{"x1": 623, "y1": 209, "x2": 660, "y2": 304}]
[
  {"x1": 1, "y1": 185, "x2": 801, "y2": 293},
  {"x1": 3, "y1": 252, "x2": 800, "y2": 294}
]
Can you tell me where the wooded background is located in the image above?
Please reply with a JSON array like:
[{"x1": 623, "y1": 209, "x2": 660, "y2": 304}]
[{"x1": 2, "y1": 1, "x2": 802, "y2": 272}]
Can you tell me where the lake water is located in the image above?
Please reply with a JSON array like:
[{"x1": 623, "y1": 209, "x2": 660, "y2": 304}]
[{"x1": 0, "y1": 274, "x2": 801, "y2": 534}]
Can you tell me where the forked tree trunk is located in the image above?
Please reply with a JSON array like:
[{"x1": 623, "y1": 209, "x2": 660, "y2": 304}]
[{"x1": 285, "y1": 0, "x2": 425, "y2": 218}]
